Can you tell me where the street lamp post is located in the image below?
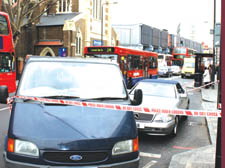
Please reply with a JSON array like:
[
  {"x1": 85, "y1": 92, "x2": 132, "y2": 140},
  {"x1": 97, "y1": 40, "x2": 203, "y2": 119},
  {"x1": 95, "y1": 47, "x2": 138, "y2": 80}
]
[
  {"x1": 212, "y1": 0, "x2": 216, "y2": 89},
  {"x1": 101, "y1": 1, "x2": 118, "y2": 46}
]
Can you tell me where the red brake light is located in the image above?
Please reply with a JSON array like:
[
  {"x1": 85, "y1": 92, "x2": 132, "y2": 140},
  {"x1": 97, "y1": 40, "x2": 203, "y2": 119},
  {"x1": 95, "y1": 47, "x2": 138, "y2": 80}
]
[{"x1": 7, "y1": 138, "x2": 15, "y2": 152}]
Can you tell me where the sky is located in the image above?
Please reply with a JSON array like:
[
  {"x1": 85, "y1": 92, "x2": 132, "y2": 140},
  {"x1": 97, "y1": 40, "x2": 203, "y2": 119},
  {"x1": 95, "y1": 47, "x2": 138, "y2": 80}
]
[{"x1": 111, "y1": 0, "x2": 221, "y2": 47}]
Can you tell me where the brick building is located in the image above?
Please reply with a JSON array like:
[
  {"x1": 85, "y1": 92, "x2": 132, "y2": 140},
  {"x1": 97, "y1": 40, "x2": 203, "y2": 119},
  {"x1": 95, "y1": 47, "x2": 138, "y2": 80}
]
[
  {"x1": 2, "y1": 0, "x2": 119, "y2": 77},
  {"x1": 33, "y1": 0, "x2": 119, "y2": 57}
]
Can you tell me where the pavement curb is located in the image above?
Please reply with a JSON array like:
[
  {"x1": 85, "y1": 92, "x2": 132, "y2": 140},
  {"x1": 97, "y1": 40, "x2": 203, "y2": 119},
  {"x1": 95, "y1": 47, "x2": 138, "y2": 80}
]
[{"x1": 169, "y1": 145, "x2": 216, "y2": 168}]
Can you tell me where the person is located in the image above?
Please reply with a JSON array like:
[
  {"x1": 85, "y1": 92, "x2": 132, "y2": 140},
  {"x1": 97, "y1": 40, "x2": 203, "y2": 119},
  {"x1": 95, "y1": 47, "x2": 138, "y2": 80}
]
[
  {"x1": 203, "y1": 67, "x2": 210, "y2": 89},
  {"x1": 208, "y1": 64, "x2": 214, "y2": 88}
]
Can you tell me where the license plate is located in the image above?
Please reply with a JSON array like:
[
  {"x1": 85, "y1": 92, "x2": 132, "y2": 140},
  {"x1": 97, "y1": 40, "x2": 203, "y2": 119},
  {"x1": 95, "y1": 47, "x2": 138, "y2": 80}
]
[
  {"x1": 137, "y1": 123, "x2": 145, "y2": 129},
  {"x1": 186, "y1": 73, "x2": 191, "y2": 76}
]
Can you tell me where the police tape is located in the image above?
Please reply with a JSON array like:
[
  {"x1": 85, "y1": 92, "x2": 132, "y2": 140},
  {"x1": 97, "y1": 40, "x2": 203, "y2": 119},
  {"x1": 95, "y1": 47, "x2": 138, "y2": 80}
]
[
  {"x1": 7, "y1": 95, "x2": 221, "y2": 118},
  {"x1": 187, "y1": 80, "x2": 219, "y2": 92}
]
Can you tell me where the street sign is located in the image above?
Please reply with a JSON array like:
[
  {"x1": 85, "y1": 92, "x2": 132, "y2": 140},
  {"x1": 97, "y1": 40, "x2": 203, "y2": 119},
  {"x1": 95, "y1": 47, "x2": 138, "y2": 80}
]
[
  {"x1": 93, "y1": 40, "x2": 103, "y2": 46},
  {"x1": 59, "y1": 47, "x2": 67, "y2": 57}
]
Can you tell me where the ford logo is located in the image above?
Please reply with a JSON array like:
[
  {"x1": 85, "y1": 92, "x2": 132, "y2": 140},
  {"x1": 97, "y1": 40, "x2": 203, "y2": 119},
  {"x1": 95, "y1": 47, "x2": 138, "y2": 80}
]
[{"x1": 70, "y1": 155, "x2": 83, "y2": 161}]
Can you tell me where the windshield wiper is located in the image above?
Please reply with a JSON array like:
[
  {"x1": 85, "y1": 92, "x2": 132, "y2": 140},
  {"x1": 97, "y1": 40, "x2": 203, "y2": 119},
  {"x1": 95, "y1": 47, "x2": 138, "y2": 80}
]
[
  {"x1": 14, "y1": 97, "x2": 42, "y2": 103},
  {"x1": 81, "y1": 97, "x2": 127, "y2": 101},
  {"x1": 42, "y1": 96, "x2": 80, "y2": 99}
]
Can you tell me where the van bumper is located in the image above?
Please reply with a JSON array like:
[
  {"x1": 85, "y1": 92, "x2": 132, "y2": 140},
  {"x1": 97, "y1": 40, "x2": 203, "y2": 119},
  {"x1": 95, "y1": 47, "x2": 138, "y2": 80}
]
[{"x1": 4, "y1": 152, "x2": 139, "y2": 168}]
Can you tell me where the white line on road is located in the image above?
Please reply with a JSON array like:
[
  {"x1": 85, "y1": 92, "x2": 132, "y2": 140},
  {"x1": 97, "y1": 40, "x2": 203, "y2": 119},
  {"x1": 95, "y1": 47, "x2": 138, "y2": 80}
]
[
  {"x1": 142, "y1": 160, "x2": 157, "y2": 168},
  {"x1": 0, "y1": 107, "x2": 9, "y2": 112},
  {"x1": 140, "y1": 152, "x2": 161, "y2": 158}
]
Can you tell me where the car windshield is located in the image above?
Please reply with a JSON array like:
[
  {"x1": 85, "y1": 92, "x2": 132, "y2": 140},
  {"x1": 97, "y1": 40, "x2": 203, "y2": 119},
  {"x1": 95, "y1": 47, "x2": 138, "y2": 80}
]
[
  {"x1": 159, "y1": 66, "x2": 168, "y2": 70},
  {"x1": 18, "y1": 61, "x2": 127, "y2": 99},
  {"x1": 131, "y1": 82, "x2": 176, "y2": 98},
  {"x1": 172, "y1": 66, "x2": 179, "y2": 69}
]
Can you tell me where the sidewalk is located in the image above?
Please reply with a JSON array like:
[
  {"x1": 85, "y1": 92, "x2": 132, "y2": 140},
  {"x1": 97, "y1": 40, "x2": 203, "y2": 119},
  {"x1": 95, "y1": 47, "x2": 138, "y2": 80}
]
[{"x1": 169, "y1": 83, "x2": 219, "y2": 168}]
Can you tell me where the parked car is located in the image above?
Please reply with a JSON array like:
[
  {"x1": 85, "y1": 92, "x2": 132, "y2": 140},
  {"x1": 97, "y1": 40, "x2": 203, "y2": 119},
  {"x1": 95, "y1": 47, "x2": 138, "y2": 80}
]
[
  {"x1": 129, "y1": 79, "x2": 190, "y2": 136},
  {"x1": 158, "y1": 65, "x2": 173, "y2": 77},
  {"x1": 170, "y1": 65, "x2": 181, "y2": 75},
  {"x1": 1, "y1": 56, "x2": 143, "y2": 168}
]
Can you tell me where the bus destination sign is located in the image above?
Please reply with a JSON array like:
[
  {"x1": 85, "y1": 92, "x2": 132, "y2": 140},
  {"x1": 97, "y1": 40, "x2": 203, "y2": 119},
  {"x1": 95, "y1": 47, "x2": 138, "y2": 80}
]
[{"x1": 87, "y1": 47, "x2": 115, "y2": 53}]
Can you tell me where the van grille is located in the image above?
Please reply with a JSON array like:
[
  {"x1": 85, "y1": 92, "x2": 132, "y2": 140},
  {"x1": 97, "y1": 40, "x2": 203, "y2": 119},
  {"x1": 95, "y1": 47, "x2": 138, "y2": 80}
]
[{"x1": 43, "y1": 151, "x2": 108, "y2": 163}]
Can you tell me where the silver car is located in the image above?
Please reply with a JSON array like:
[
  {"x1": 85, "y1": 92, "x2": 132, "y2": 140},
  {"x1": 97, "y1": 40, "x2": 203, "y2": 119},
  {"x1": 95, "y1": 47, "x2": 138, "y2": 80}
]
[
  {"x1": 170, "y1": 65, "x2": 182, "y2": 75},
  {"x1": 129, "y1": 79, "x2": 190, "y2": 136}
]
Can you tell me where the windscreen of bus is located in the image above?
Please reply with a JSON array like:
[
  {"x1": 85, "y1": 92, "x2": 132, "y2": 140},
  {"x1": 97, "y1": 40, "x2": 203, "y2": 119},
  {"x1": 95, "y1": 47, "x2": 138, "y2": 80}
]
[
  {"x1": 0, "y1": 15, "x2": 9, "y2": 35},
  {"x1": 174, "y1": 48, "x2": 186, "y2": 54}
]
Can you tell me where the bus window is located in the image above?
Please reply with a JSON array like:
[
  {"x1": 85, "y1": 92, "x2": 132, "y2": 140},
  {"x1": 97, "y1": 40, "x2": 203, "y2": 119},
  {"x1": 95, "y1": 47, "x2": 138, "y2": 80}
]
[
  {"x1": 133, "y1": 56, "x2": 142, "y2": 69},
  {"x1": 0, "y1": 15, "x2": 9, "y2": 35},
  {"x1": 0, "y1": 54, "x2": 12, "y2": 72},
  {"x1": 128, "y1": 55, "x2": 133, "y2": 70},
  {"x1": 149, "y1": 57, "x2": 157, "y2": 69}
]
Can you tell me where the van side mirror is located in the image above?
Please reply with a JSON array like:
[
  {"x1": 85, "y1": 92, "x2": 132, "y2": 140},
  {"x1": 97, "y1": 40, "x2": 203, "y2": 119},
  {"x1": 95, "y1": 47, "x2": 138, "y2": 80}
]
[
  {"x1": 132, "y1": 89, "x2": 142, "y2": 105},
  {"x1": 0, "y1": 86, "x2": 9, "y2": 104}
]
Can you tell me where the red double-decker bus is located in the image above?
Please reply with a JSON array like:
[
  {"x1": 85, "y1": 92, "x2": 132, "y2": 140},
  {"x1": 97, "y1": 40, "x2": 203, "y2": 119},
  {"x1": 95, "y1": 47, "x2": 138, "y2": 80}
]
[
  {"x1": 84, "y1": 46, "x2": 158, "y2": 88},
  {"x1": 0, "y1": 12, "x2": 16, "y2": 102},
  {"x1": 172, "y1": 47, "x2": 195, "y2": 67}
]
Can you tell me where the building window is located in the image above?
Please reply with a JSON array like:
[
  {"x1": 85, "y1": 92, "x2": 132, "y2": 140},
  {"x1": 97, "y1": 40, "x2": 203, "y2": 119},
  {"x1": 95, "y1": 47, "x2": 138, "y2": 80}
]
[
  {"x1": 93, "y1": 0, "x2": 101, "y2": 20},
  {"x1": 57, "y1": 0, "x2": 72, "y2": 13},
  {"x1": 75, "y1": 28, "x2": 82, "y2": 55}
]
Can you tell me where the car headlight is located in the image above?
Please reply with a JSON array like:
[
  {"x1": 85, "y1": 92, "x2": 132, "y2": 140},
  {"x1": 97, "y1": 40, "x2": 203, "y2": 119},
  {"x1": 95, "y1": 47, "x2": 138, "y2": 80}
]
[
  {"x1": 153, "y1": 114, "x2": 173, "y2": 123},
  {"x1": 14, "y1": 139, "x2": 39, "y2": 157},
  {"x1": 112, "y1": 138, "x2": 138, "y2": 155}
]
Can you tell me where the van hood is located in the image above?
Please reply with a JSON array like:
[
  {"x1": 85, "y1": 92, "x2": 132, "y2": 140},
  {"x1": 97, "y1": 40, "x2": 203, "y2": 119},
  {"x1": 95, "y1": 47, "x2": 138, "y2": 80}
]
[{"x1": 9, "y1": 102, "x2": 137, "y2": 150}]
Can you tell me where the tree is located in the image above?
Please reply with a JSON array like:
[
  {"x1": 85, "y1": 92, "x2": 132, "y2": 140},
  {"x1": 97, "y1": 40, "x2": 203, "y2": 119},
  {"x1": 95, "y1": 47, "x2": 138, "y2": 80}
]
[{"x1": 3, "y1": 0, "x2": 59, "y2": 46}]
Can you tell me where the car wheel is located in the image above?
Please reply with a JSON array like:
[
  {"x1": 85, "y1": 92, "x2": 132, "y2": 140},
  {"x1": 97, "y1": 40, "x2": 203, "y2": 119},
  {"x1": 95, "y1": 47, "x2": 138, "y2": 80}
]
[
  {"x1": 182, "y1": 100, "x2": 190, "y2": 121},
  {"x1": 170, "y1": 116, "x2": 179, "y2": 137}
]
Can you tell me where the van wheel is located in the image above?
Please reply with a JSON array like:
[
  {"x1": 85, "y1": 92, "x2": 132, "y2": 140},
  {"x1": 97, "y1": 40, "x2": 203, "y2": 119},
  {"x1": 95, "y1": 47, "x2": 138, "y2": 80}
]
[{"x1": 181, "y1": 75, "x2": 184, "y2": 78}]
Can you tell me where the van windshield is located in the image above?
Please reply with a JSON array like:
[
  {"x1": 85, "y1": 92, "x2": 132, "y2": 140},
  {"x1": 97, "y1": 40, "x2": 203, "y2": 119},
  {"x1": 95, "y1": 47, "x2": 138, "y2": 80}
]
[
  {"x1": 18, "y1": 61, "x2": 127, "y2": 99},
  {"x1": 183, "y1": 62, "x2": 194, "y2": 68}
]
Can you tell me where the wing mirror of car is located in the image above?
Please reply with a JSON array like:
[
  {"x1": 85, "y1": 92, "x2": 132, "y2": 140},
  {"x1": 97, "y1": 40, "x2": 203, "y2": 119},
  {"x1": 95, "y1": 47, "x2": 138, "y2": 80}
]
[
  {"x1": 0, "y1": 86, "x2": 9, "y2": 104},
  {"x1": 132, "y1": 89, "x2": 142, "y2": 105}
]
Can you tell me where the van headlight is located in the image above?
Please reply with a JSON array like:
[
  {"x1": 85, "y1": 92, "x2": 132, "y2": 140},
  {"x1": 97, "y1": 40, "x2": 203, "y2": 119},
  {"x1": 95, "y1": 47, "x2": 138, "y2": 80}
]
[
  {"x1": 112, "y1": 138, "x2": 138, "y2": 155},
  {"x1": 15, "y1": 140, "x2": 39, "y2": 157},
  {"x1": 153, "y1": 114, "x2": 173, "y2": 123}
]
